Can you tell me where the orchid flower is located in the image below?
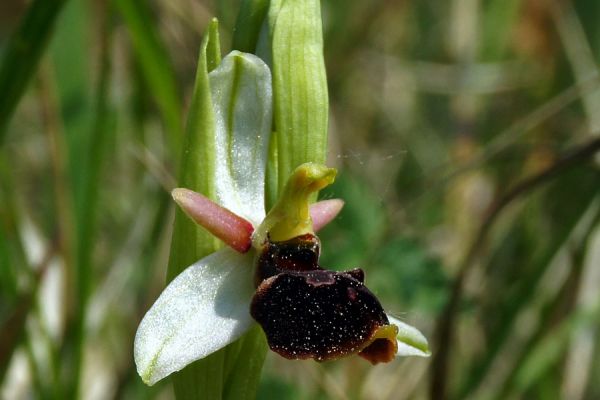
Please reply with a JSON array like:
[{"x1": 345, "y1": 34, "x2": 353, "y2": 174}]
[
  {"x1": 133, "y1": 50, "x2": 428, "y2": 387},
  {"x1": 134, "y1": 161, "x2": 430, "y2": 385}
]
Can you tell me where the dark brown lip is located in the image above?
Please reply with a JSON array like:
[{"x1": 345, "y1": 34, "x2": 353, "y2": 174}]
[{"x1": 250, "y1": 233, "x2": 396, "y2": 364}]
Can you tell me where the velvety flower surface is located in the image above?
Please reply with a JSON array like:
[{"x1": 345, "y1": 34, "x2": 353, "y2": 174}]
[
  {"x1": 252, "y1": 269, "x2": 397, "y2": 363},
  {"x1": 252, "y1": 233, "x2": 399, "y2": 363}
]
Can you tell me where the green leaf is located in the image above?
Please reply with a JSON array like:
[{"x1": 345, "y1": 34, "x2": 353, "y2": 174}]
[
  {"x1": 514, "y1": 304, "x2": 600, "y2": 392},
  {"x1": 264, "y1": 0, "x2": 329, "y2": 194},
  {"x1": 223, "y1": 325, "x2": 268, "y2": 400},
  {"x1": 456, "y1": 166, "x2": 600, "y2": 399},
  {"x1": 206, "y1": 19, "x2": 222, "y2": 72},
  {"x1": 114, "y1": 0, "x2": 183, "y2": 155},
  {"x1": 0, "y1": 0, "x2": 67, "y2": 142},
  {"x1": 480, "y1": 0, "x2": 521, "y2": 60},
  {"x1": 168, "y1": 21, "x2": 221, "y2": 280},
  {"x1": 232, "y1": 0, "x2": 270, "y2": 53}
]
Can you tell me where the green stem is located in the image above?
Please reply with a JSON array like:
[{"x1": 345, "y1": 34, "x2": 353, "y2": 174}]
[{"x1": 67, "y1": 9, "x2": 113, "y2": 398}]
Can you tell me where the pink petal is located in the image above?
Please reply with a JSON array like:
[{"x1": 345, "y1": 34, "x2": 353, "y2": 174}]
[
  {"x1": 172, "y1": 188, "x2": 254, "y2": 253},
  {"x1": 310, "y1": 199, "x2": 344, "y2": 232}
]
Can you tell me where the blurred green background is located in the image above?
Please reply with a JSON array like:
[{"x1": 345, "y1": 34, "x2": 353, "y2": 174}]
[{"x1": 1, "y1": 0, "x2": 600, "y2": 399}]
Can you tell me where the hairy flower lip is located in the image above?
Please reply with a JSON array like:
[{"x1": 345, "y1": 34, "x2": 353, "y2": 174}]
[
  {"x1": 251, "y1": 233, "x2": 409, "y2": 364},
  {"x1": 250, "y1": 268, "x2": 398, "y2": 363}
]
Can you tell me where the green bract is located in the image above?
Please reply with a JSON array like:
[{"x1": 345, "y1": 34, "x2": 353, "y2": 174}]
[{"x1": 266, "y1": 0, "x2": 329, "y2": 192}]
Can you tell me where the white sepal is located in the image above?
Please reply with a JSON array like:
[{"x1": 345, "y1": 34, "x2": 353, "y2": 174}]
[
  {"x1": 134, "y1": 248, "x2": 256, "y2": 385},
  {"x1": 387, "y1": 315, "x2": 431, "y2": 357},
  {"x1": 210, "y1": 51, "x2": 272, "y2": 226}
]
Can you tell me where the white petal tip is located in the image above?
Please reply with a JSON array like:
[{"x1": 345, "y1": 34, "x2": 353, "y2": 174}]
[
  {"x1": 133, "y1": 249, "x2": 256, "y2": 385},
  {"x1": 387, "y1": 315, "x2": 431, "y2": 358},
  {"x1": 397, "y1": 343, "x2": 431, "y2": 358}
]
